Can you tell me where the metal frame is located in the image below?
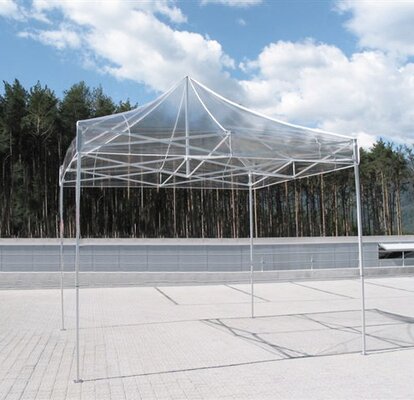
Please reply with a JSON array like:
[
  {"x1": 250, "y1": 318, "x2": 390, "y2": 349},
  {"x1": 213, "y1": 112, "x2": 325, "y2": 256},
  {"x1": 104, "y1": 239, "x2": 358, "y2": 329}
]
[
  {"x1": 59, "y1": 166, "x2": 65, "y2": 332},
  {"x1": 249, "y1": 172, "x2": 255, "y2": 318},
  {"x1": 58, "y1": 77, "x2": 367, "y2": 382},
  {"x1": 354, "y1": 140, "x2": 366, "y2": 355},
  {"x1": 74, "y1": 122, "x2": 82, "y2": 383}
]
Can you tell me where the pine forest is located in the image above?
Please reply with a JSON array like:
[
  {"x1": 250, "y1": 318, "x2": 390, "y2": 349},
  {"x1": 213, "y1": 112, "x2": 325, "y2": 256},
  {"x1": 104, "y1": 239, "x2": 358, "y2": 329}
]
[{"x1": 1, "y1": 79, "x2": 413, "y2": 239}]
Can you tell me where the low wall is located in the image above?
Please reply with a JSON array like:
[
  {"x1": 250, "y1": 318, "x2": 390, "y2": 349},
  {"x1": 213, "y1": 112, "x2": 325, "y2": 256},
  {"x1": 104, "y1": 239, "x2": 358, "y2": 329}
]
[{"x1": 3, "y1": 236, "x2": 414, "y2": 273}]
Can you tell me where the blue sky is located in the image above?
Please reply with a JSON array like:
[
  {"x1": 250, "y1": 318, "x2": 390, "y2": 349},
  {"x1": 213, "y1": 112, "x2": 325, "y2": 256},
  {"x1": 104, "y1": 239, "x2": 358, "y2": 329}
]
[
  {"x1": 0, "y1": 1, "x2": 356, "y2": 102},
  {"x1": 1, "y1": 0, "x2": 414, "y2": 147}
]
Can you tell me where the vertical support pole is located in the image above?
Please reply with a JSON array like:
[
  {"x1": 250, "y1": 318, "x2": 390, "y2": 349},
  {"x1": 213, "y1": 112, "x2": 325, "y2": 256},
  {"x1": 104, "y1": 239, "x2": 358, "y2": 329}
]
[
  {"x1": 354, "y1": 140, "x2": 366, "y2": 355},
  {"x1": 249, "y1": 173, "x2": 254, "y2": 318},
  {"x1": 185, "y1": 76, "x2": 190, "y2": 176},
  {"x1": 59, "y1": 166, "x2": 65, "y2": 331},
  {"x1": 74, "y1": 124, "x2": 82, "y2": 382}
]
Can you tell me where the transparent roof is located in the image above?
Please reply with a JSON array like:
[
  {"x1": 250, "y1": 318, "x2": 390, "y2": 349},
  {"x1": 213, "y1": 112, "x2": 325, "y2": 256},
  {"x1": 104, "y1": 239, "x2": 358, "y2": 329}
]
[{"x1": 61, "y1": 76, "x2": 357, "y2": 189}]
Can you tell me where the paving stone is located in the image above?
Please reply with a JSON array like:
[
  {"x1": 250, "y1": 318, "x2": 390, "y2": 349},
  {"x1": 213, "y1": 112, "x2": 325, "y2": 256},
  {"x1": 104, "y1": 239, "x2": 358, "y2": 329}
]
[{"x1": 1, "y1": 278, "x2": 414, "y2": 399}]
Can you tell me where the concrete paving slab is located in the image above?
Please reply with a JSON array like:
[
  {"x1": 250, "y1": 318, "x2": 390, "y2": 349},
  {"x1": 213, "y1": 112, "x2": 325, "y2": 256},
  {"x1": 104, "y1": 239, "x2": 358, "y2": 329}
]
[
  {"x1": 294, "y1": 279, "x2": 361, "y2": 298},
  {"x1": 158, "y1": 285, "x2": 266, "y2": 305},
  {"x1": 230, "y1": 281, "x2": 344, "y2": 302},
  {"x1": 366, "y1": 276, "x2": 414, "y2": 293},
  {"x1": 303, "y1": 309, "x2": 392, "y2": 328},
  {"x1": 1, "y1": 277, "x2": 414, "y2": 399}
]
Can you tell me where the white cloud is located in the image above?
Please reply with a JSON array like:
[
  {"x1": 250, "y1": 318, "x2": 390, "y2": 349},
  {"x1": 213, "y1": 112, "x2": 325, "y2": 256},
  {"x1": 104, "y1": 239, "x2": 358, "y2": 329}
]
[
  {"x1": 337, "y1": 0, "x2": 414, "y2": 57},
  {"x1": 201, "y1": 0, "x2": 262, "y2": 7},
  {"x1": 18, "y1": 24, "x2": 81, "y2": 49},
  {"x1": 0, "y1": 0, "x2": 22, "y2": 19},
  {"x1": 240, "y1": 40, "x2": 414, "y2": 146},
  {"x1": 144, "y1": 0, "x2": 187, "y2": 24},
  {"x1": 12, "y1": 0, "x2": 239, "y2": 95},
  {"x1": 2, "y1": 0, "x2": 414, "y2": 148},
  {"x1": 32, "y1": 0, "x2": 187, "y2": 24}
]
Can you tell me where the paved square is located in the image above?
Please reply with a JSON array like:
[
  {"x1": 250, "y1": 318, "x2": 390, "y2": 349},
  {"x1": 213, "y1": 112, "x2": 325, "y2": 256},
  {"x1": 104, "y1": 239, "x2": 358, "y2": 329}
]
[{"x1": 1, "y1": 277, "x2": 414, "y2": 399}]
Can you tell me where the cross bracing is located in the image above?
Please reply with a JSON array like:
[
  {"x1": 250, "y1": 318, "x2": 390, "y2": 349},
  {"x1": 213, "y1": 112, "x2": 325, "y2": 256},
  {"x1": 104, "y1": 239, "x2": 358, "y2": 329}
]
[{"x1": 61, "y1": 76, "x2": 356, "y2": 189}]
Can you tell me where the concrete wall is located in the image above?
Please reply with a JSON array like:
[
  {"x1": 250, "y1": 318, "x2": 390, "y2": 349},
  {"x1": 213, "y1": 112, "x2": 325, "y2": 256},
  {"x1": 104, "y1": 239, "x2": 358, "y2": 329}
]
[{"x1": 1, "y1": 236, "x2": 414, "y2": 272}]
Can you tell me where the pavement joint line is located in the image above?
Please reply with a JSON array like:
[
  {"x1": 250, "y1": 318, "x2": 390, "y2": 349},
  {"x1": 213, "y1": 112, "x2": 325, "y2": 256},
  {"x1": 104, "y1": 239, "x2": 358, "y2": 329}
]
[
  {"x1": 29, "y1": 338, "x2": 60, "y2": 400},
  {"x1": 373, "y1": 308, "x2": 414, "y2": 324},
  {"x1": 290, "y1": 281, "x2": 355, "y2": 299},
  {"x1": 224, "y1": 284, "x2": 270, "y2": 302},
  {"x1": 154, "y1": 287, "x2": 179, "y2": 305},
  {"x1": 14, "y1": 309, "x2": 384, "y2": 334},
  {"x1": 366, "y1": 280, "x2": 414, "y2": 293},
  {"x1": 50, "y1": 333, "x2": 70, "y2": 400},
  {"x1": 78, "y1": 343, "x2": 414, "y2": 384},
  {"x1": 13, "y1": 332, "x2": 54, "y2": 400},
  {"x1": 204, "y1": 318, "x2": 405, "y2": 332},
  {"x1": 63, "y1": 346, "x2": 76, "y2": 400},
  {"x1": 1, "y1": 331, "x2": 40, "y2": 386},
  {"x1": 174, "y1": 301, "x2": 273, "y2": 306},
  {"x1": 201, "y1": 318, "x2": 308, "y2": 358},
  {"x1": 293, "y1": 313, "x2": 364, "y2": 340},
  {"x1": 64, "y1": 317, "x2": 407, "y2": 336},
  {"x1": 80, "y1": 358, "x2": 283, "y2": 382},
  {"x1": 209, "y1": 307, "x2": 376, "y2": 321}
]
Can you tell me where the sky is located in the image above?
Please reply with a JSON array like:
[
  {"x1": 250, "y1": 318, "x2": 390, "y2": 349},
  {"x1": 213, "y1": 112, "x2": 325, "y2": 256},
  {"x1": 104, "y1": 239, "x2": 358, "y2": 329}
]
[{"x1": 1, "y1": 0, "x2": 414, "y2": 148}]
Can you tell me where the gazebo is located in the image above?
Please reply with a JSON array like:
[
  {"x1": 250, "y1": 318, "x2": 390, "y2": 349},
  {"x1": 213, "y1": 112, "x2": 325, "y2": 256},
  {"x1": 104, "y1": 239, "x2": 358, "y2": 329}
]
[{"x1": 59, "y1": 76, "x2": 366, "y2": 382}]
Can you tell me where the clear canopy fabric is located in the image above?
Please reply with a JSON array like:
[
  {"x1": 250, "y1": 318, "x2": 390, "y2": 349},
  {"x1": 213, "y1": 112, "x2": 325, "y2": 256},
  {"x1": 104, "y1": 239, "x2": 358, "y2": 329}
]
[
  {"x1": 59, "y1": 77, "x2": 367, "y2": 381},
  {"x1": 61, "y1": 76, "x2": 357, "y2": 189}
]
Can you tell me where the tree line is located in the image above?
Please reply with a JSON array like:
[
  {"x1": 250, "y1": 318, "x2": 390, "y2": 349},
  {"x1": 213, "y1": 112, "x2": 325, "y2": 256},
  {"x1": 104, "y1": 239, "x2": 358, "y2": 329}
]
[{"x1": 0, "y1": 79, "x2": 412, "y2": 238}]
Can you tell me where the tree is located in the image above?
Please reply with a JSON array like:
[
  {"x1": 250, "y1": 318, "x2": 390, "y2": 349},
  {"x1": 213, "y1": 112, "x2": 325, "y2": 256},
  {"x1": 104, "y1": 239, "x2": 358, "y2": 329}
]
[
  {"x1": 0, "y1": 80, "x2": 27, "y2": 236},
  {"x1": 60, "y1": 82, "x2": 92, "y2": 148},
  {"x1": 23, "y1": 83, "x2": 60, "y2": 236},
  {"x1": 91, "y1": 86, "x2": 116, "y2": 117},
  {"x1": 1, "y1": 78, "x2": 413, "y2": 238},
  {"x1": 116, "y1": 99, "x2": 136, "y2": 113}
]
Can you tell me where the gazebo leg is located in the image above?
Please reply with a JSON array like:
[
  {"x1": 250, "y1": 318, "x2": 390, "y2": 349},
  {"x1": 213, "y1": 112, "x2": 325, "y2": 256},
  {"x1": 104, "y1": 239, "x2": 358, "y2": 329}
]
[
  {"x1": 59, "y1": 173, "x2": 65, "y2": 331},
  {"x1": 249, "y1": 173, "x2": 254, "y2": 318},
  {"x1": 74, "y1": 133, "x2": 82, "y2": 383},
  {"x1": 354, "y1": 160, "x2": 366, "y2": 355}
]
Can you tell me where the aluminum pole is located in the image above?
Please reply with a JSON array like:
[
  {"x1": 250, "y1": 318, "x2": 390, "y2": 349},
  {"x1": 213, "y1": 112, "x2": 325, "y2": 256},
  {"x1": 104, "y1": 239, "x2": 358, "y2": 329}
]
[
  {"x1": 249, "y1": 173, "x2": 254, "y2": 318},
  {"x1": 354, "y1": 144, "x2": 366, "y2": 355},
  {"x1": 59, "y1": 167, "x2": 65, "y2": 331},
  {"x1": 74, "y1": 126, "x2": 82, "y2": 382},
  {"x1": 185, "y1": 76, "x2": 190, "y2": 176}
]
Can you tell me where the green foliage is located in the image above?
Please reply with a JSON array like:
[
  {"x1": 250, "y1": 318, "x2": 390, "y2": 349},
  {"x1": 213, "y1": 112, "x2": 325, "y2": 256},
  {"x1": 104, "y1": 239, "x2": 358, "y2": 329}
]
[
  {"x1": 23, "y1": 82, "x2": 59, "y2": 142},
  {"x1": 2, "y1": 79, "x2": 27, "y2": 129},
  {"x1": 116, "y1": 99, "x2": 136, "y2": 113},
  {"x1": 0, "y1": 78, "x2": 413, "y2": 238},
  {"x1": 91, "y1": 86, "x2": 116, "y2": 117},
  {"x1": 60, "y1": 82, "x2": 92, "y2": 136},
  {"x1": 0, "y1": 93, "x2": 6, "y2": 153}
]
